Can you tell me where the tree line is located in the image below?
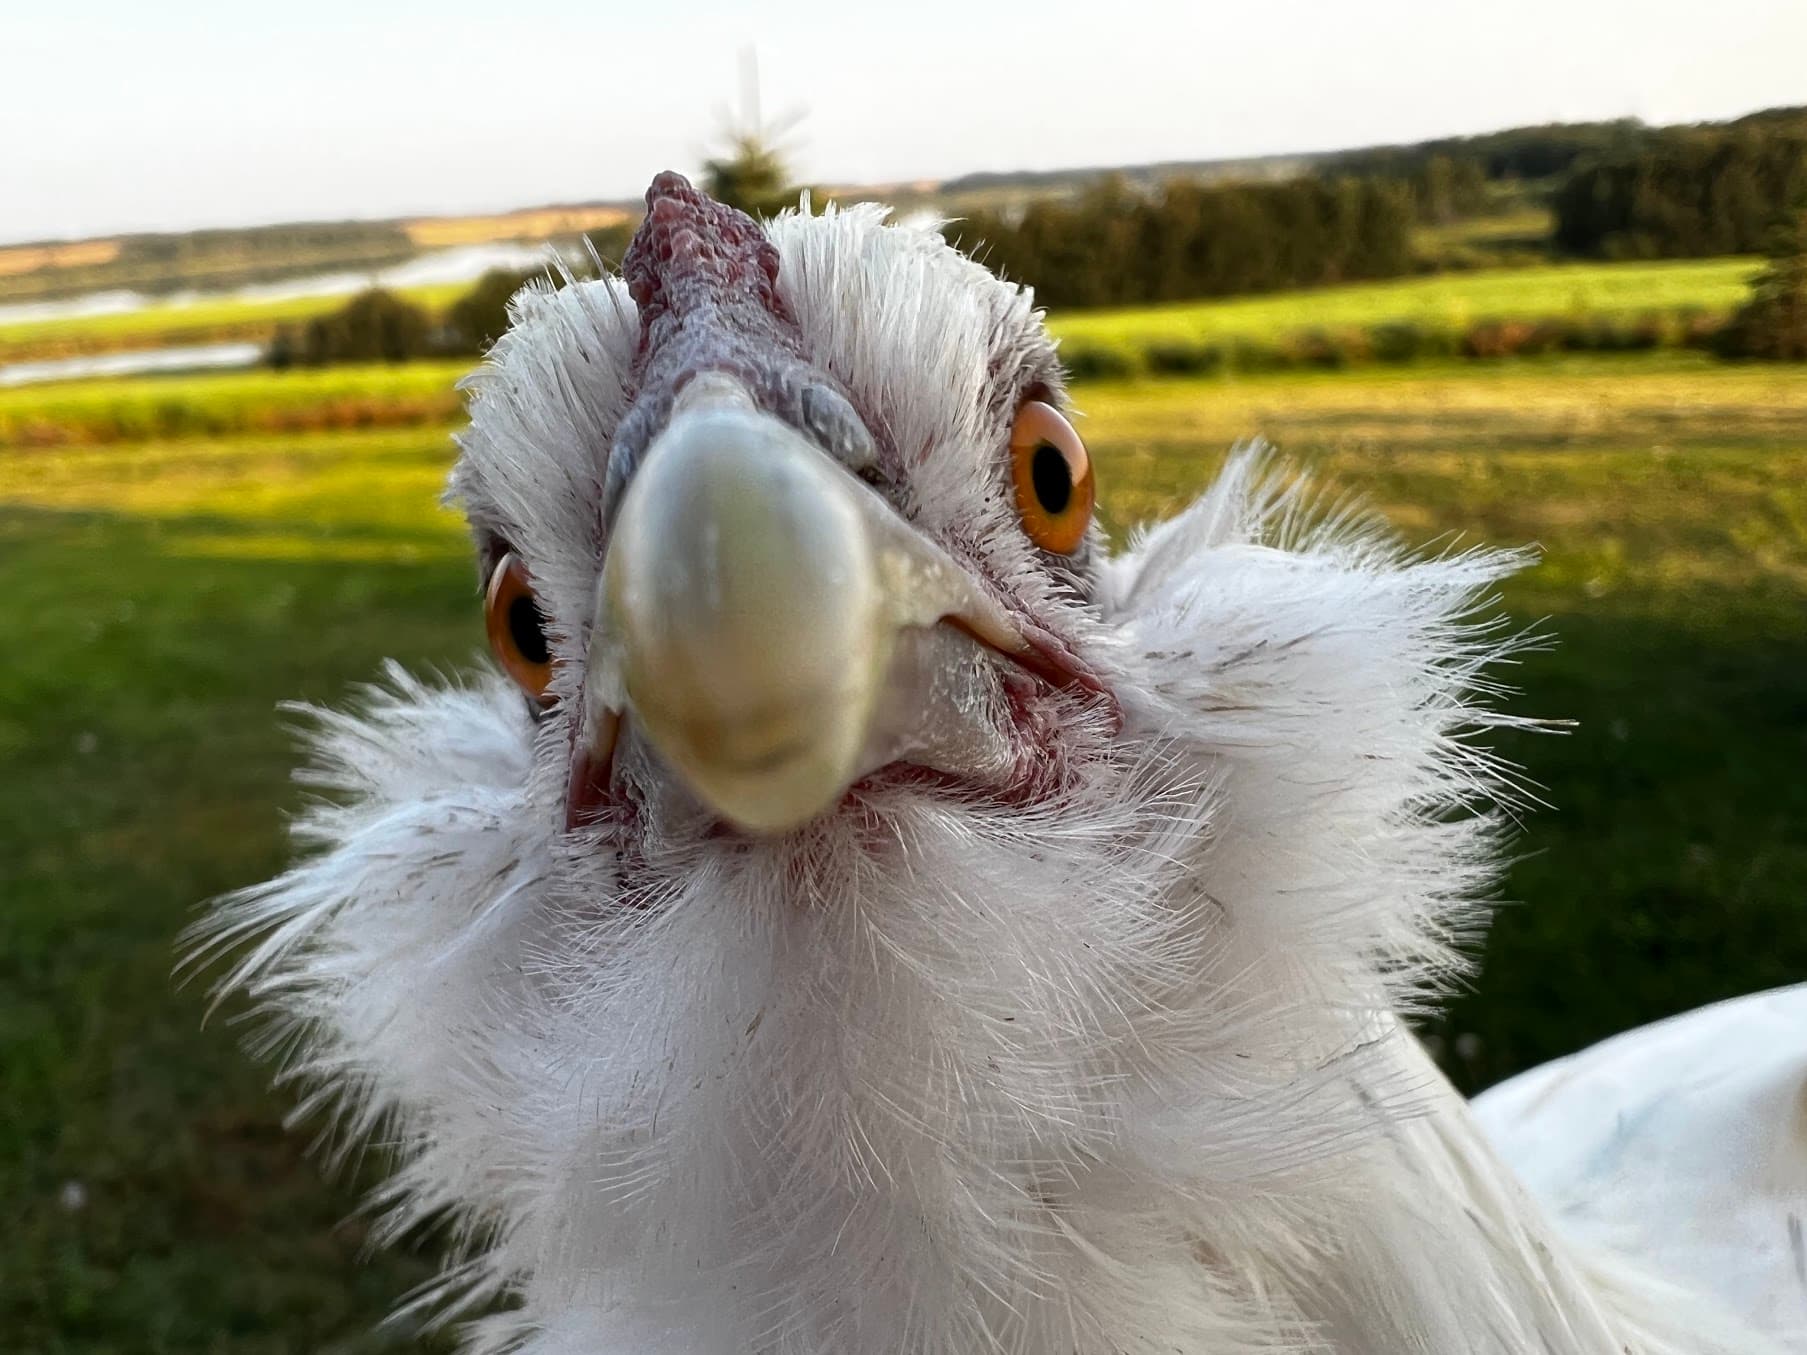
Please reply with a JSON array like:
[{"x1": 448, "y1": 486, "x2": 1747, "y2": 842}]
[
  {"x1": 956, "y1": 175, "x2": 1418, "y2": 310},
  {"x1": 1326, "y1": 118, "x2": 1654, "y2": 186},
  {"x1": 275, "y1": 113, "x2": 1807, "y2": 368},
  {"x1": 1554, "y1": 124, "x2": 1807, "y2": 258},
  {"x1": 268, "y1": 267, "x2": 560, "y2": 368},
  {"x1": 268, "y1": 221, "x2": 638, "y2": 368}
]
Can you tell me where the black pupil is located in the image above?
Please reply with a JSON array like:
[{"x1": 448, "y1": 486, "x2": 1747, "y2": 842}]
[
  {"x1": 1031, "y1": 442, "x2": 1072, "y2": 515},
  {"x1": 508, "y1": 595, "x2": 550, "y2": 667}
]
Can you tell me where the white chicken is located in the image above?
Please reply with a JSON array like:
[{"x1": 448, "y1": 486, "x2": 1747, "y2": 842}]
[{"x1": 196, "y1": 173, "x2": 1807, "y2": 1355}]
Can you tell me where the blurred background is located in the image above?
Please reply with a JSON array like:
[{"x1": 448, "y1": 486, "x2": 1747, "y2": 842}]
[{"x1": 3, "y1": 1, "x2": 1804, "y2": 1349}]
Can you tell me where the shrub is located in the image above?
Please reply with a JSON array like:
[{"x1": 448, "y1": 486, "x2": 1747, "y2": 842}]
[
  {"x1": 1597, "y1": 317, "x2": 1656, "y2": 352},
  {"x1": 298, "y1": 290, "x2": 432, "y2": 365},
  {"x1": 1521, "y1": 319, "x2": 1574, "y2": 355},
  {"x1": 266, "y1": 325, "x2": 298, "y2": 370},
  {"x1": 1283, "y1": 327, "x2": 1372, "y2": 369},
  {"x1": 584, "y1": 222, "x2": 635, "y2": 269},
  {"x1": 1060, "y1": 343, "x2": 1138, "y2": 381},
  {"x1": 1370, "y1": 321, "x2": 1461, "y2": 363},
  {"x1": 445, "y1": 268, "x2": 547, "y2": 356},
  {"x1": 1141, "y1": 339, "x2": 1224, "y2": 376},
  {"x1": 1716, "y1": 204, "x2": 1807, "y2": 360},
  {"x1": 1555, "y1": 316, "x2": 1646, "y2": 353},
  {"x1": 1216, "y1": 338, "x2": 1291, "y2": 374},
  {"x1": 1628, "y1": 311, "x2": 1683, "y2": 351},
  {"x1": 1371, "y1": 322, "x2": 1425, "y2": 363},
  {"x1": 1680, "y1": 308, "x2": 1731, "y2": 350},
  {"x1": 1460, "y1": 319, "x2": 1542, "y2": 359}
]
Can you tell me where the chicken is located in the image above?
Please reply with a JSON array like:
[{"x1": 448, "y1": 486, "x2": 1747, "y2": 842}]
[{"x1": 194, "y1": 173, "x2": 1802, "y2": 1355}]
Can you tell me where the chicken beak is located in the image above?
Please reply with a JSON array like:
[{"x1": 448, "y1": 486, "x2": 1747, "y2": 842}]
[{"x1": 582, "y1": 373, "x2": 1027, "y2": 834}]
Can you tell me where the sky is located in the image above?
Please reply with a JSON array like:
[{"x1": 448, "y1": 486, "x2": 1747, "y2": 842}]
[{"x1": 5, "y1": 0, "x2": 1804, "y2": 244}]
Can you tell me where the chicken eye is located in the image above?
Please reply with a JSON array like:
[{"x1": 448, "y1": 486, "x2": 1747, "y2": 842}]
[
  {"x1": 1009, "y1": 400, "x2": 1094, "y2": 555},
  {"x1": 484, "y1": 552, "x2": 555, "y2": 704}
]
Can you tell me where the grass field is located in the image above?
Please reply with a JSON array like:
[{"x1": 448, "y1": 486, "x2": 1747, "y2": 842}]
[
  {"x1": 1411, "y1": 204, "x2": 1554, "y2": 267},
  {"x1": 4, "y1": 340, "x2": 1791, "y2": 454},
  {"x1": 0, "y1": 362, "x2": 470, "y2": 448},
  {"x1": 0, "y1": 285, "x2": 472, "y2": 364},
  {"x1": 0, "y1": 256, "x2": 1758, "y2": 369},
  {"x1": 1051, "y1": 256, "x2": 1758, "y2": 348},
  {"x1": 4, "y1": 356, "x2": 1804, "y2": 1350}
]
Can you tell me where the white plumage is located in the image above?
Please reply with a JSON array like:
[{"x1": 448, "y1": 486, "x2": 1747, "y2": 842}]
[
  {"x1": 194, "y1": 180, "x2": 1807, "y2": 1354},
  {"x1": 1479, "y1": 984, "x2": 1807, "y2": 1342}
]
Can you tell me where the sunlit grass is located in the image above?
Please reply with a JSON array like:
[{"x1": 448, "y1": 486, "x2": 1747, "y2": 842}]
[
  {"x1": 1049, "y1": 256, "x2": 1756, "y2": 346},
  {"x1": 0, "y1": 361, "x2": 470, "y2": 447},
  {"x1": 2, "y1": 257, "x2": 1757, "y2": 372},
  {"x1": 1413, "y1": 205, "x2": 1553, "y2": 254},
  {"x1": 1087, "y1": 383, "x2": 1807, "y2": 610},
  {"x1": 12, "y1": 347, "x2": 1806, "y2": 454},
  {"x1": 1075, "y1": 356, "x2": 1807, "y2": 485},
  {"x1": 0, "y1": 283, "x2": 472, "y2": 359},
  {"x1": 0, "y1": 427, "x2": 465, "y2": 553}
]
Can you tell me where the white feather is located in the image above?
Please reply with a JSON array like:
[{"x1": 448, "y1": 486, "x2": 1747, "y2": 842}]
[
  {"x1": 1479, "y1": 984, "x2": 1807, "y2": 1346},
  {"x1": 193, "y1": 202, "x2": 1790, "y2": 1354}
]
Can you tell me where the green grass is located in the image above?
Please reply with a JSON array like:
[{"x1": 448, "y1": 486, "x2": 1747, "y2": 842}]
[
  {"x1": 1416, "y1": 204, "x2": 1553, "y2": 248},
  {"x1": 1411, "y1": 205, "x2": 1555, "y2": 267},
  {"x1": 6, "y1": 345, "x2": 1795, "y2": 455},
  {"x1": 3, "y1": 362, "x2": 1804, "y2": 1349},
  {"x1": 1048, "y1": 256, "x2": 1757, "y2": 347},
  {"x1": 0, "y1": 362, "x2": 470, "y2": 448},
  {"x1": 1, "y1": 257, "x2": 1756, "y2": 370},
  {"x1": 0, "y1": 497, "x2": 471, "y2": 1353}
]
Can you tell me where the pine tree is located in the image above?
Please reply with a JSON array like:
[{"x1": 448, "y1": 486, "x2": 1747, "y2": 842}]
[
  {"x1": 1722, "y1": 201, "x2": 1807, "y2": 360},
  {"x1": 702, "y1": 132, "x2": 804, "y2": 220},
  {"x1": 299, "y1": 289, "x2": 430, "y2": 366}
]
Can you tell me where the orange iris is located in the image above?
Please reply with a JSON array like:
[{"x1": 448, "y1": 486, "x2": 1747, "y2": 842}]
[
  {"x1": 484, "y1": 552, "x2": 556, "y2": 704},
  {"x1": 1008, "y1": 399, "x2": 1094, "y2": 555}
]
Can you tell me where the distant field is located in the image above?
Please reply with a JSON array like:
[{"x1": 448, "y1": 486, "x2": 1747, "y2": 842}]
[
  {"x1": 404, "y1": 206, "x2": 630, "y2": 248},
  {"x1": 1, "y1": 256, "x2": 1757, "y2": 369},
  {"x1": 1074, "y1": 355, "x2": 1807, "y2": 486},
  {"x1": 1412, "y1": 204, "x2": 1554, "y2": 263},
  {"x1": 0, "y1": 361, "x2": 470, "y2": 447},
  {"x1": 1417, "y1": 204, "x2": 1553, "y2": 247},
  {"x1": 0, "y1": 238, "x2": 121, "y2": 278},
  {"x1": 0, "y1": 283, "x2": 474, "y2": 364},
  {"x1": 1049, "y1": 256, "x2": 1757, "y2": 348},
  {"x1": 0, "y1": 205, "x2": 627, "y2": 309},
  {"x1": 9, "y1": 348, "x2": 1805, "y2": 451},
  {"x1": 4, "y1": 359, "x2": 1804, "y2": 1350}
]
